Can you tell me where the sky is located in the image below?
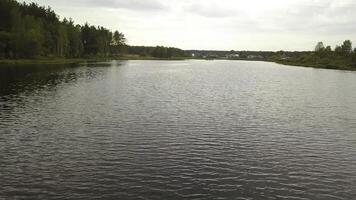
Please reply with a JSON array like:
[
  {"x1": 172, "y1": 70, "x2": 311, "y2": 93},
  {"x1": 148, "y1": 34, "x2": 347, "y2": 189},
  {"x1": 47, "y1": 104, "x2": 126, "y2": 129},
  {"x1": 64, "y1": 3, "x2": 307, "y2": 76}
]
[{"x1": 23, "y1": 0, "x2": 356, "y2": 51}]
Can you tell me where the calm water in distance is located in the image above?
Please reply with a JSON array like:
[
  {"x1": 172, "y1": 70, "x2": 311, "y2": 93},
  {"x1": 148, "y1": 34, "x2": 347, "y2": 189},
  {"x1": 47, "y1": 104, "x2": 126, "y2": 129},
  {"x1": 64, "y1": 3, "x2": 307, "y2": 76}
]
[{"x1": 0, "y1": 60, "x2": 356, "y2": 200}]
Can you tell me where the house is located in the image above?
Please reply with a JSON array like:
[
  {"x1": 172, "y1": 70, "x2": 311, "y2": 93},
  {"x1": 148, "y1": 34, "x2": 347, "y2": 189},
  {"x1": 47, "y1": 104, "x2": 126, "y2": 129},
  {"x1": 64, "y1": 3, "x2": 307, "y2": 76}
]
[
  {"x1": 227, "y1": 53, "x2": 240, "y2": 58},
  {"x1": 247, "y1": 55, "x2": 263, "y2": 60}
]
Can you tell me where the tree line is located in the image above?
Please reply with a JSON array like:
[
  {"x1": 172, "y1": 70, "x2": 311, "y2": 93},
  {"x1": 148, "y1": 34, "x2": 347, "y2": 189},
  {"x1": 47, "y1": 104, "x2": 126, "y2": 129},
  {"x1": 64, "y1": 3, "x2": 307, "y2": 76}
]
[
  {"x1": 0, "y1": 0, "x2": 126, "y2": 58},
  {"x1": 274, "y1": 40, "x2": 356, "y2": 69},
  {"x1": 314, "y1": 40, "x2": 356, "y2": 59},
  {"x1": 126, "y1": 46, "x2": 186, "y2": 58},
  {"x1": 0, "y1": 0, "x2": 185, "y2": 59}
]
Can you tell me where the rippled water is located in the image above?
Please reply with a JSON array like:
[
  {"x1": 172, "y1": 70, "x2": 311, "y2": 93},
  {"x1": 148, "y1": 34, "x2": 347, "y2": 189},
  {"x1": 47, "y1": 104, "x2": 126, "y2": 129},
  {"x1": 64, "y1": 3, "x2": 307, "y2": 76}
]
[{"x1": 0, "y1": 60, "x2": 356, "y2": 200}]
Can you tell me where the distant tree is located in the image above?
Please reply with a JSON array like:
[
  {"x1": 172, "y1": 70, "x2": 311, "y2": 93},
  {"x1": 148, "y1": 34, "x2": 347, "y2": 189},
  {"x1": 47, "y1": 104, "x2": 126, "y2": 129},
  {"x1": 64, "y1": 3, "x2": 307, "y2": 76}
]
[
  {"x1": 150, "y1": 46, "x2": 182, "y2": 58},
  {"x1": 0, "y1": 31, "x2": 11, "y2": 58},
  {"x1": 325, "y1": 46, "x2": 332, "y2": 52},
  {"x1": 23, "y1": 15, "x2": 45, "y2": 57},
  {"x1": 341, "y1": 40, "x2": 352, "y2": 55},
  {"x1": 81, "y1": 23, "x2": 99, "y2": 55},
  {"x1": 152, "y1": 46, "x2": 166, "y2": 58},
  {"x1": 352, "y1": 48, "x2": 356, "y2": 66},
  {"x1": 315, "y1": 41, "x2": 325, "y2": 52},
  {"x1": 113, "y1": 31, "x2": 126, "y2": 46},
  {"x1": 66, "y1": 19, "x2": 83, "y2": 57},
  {"x1": 110, "y1": 31, "x2": 126, "y2": 55},
  {"x1": 335, "y1": 45, "x2": 343, "y2": 56},
  {"x1": 10, "y1": 7, "x2": 25, "y2": 58},
  {"x1": 56, "y1": 23, "x2": 68, "y2": 57}
]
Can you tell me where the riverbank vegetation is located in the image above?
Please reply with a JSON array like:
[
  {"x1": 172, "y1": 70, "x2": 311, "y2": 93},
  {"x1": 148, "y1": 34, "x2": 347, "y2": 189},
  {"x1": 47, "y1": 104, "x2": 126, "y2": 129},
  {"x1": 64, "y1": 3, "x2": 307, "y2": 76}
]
[
  {"x1": 0, "y1": 0, "x2": 186, "y2": 61},
  {"x1": 274, "y1": 40, "x2": 356, "y2": 70},
  {"x1": 0, "y1": 56, "x2": 187, "y2": 65}
]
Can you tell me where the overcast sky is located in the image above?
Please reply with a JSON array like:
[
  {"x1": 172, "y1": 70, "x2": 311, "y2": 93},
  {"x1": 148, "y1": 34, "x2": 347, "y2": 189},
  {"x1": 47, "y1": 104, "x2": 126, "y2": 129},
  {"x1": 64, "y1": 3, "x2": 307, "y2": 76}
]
[{"x1": 23, "y1": 0, "x2": 356, "y2": 51}]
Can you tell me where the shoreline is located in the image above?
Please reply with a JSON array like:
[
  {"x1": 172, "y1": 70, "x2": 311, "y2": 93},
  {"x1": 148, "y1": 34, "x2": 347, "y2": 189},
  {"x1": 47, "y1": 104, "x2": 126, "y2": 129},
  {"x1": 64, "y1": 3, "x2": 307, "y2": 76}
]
[
  {"x1": 1, "y1": 57, "x2": 356, "y2": 72},
  {"x1": 0, "y1": 56, "x2": 188, "y2": 66},
  {"x1": 274, "y1": 60, "x2": 356, "y2": 71}
]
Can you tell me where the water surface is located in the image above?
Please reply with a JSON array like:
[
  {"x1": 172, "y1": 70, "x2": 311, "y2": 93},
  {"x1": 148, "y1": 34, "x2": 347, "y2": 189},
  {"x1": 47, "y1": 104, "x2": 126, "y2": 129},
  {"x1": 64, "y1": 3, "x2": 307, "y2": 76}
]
[{"x1": 1, "y1": 60, "x2": 356, "y2": 199}]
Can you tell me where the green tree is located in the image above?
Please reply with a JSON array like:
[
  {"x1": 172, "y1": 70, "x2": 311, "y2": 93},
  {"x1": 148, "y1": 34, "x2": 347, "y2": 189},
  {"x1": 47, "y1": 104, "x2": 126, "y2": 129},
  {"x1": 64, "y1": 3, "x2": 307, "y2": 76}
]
[
  {"x1": 325, "y1": 46, "x2": 332, "y2": 52},
  {"x1": 10, "y1": 7, "x2": 27, "y2": 58},
  {"x1": 23, "y1": 15, "x2": 45, "y2": 57},
  {"x1": 56, "y1": 23, "x2": 68, "y2": 57},
  {"x1": 0, "y1": 31, "x2": 11, "y2": 58},
  {"x1": 111, "y1": 31, "x2": 126, "y2": 55},
  {"x1": 352, "y1": 48, "x2": 356, "y2": 66},
  {"x1": 66, "y1": 19, "x2": 83, "y2": 57},
  {"x1": 315, "y1": 41, "x2": 325, "y2": 52},
  {"x1": 335, "y1": 45, "x2": 343, "y2": 56},
  {"x1": 0, "y1": 0, "x2": 18, "y2": 31},
  {"x1": 152, "y1": 46, "x2": 168, "y2": 58},
  {"x1": 113, "y1": 31, "x2": 126, "y2": 46},
  {"x1": 341, "y1": 40, "x2": 352, "y2": 55}
]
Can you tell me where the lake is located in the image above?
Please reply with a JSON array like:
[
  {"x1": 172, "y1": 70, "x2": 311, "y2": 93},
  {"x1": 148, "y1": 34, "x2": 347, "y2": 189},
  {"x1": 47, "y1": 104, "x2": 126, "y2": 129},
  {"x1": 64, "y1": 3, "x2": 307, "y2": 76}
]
[{"x1": 0, "y1": 60, "x2": 355, "y2": 200}]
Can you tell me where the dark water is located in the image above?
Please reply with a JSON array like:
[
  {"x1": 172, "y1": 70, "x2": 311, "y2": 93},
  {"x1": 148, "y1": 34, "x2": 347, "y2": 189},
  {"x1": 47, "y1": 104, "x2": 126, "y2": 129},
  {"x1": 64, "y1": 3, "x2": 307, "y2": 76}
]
[{"x1": 0, "y1": 60, "x2": 356, "y2": 200}]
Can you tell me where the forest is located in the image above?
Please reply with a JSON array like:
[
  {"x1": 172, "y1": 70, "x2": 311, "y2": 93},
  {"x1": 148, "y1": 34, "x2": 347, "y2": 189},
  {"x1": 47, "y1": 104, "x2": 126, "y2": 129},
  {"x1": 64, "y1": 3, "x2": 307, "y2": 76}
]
[{"x1": 0, "y1": 0, "x2": 185, "y2": 59}]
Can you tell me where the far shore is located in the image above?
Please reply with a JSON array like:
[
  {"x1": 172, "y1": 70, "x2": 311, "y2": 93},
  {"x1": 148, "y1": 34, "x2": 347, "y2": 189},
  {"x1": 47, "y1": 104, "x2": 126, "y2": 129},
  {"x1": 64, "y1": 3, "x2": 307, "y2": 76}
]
[
  {"x1": 2, "y1": 57, "x2": 356, "y2": 72},
  {"x1": 275, "y1": 60, "x2": 356, "y2": 71},
  {"x1": 0, "y1": 56, "x2": 189, "y2": 65}
]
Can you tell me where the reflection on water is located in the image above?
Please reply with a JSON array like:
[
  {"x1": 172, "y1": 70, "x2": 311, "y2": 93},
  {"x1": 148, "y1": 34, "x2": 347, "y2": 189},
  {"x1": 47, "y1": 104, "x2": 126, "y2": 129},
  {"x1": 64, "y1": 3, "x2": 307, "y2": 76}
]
[{"x1": 0, "y1": 60, "x2": 356, "y2": 200}]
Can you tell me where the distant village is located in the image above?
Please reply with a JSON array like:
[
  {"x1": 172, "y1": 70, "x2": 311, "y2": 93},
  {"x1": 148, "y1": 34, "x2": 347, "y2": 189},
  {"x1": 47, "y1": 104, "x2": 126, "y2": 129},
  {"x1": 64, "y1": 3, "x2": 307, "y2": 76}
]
[
  {"x1": 186, "y1": 50, "x2": 273, "y2": 61},
  {"x1": 185, "y1": 50, "x2": 307, "y2": 61}
]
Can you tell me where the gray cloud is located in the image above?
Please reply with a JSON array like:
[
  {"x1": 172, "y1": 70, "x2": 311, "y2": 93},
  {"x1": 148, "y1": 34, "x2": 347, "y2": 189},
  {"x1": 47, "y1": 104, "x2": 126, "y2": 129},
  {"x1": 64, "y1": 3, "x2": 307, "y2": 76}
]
[
  {"x1": 184, "y1": 2, "x2": 236, "y2": 18},
  {"x1": 57, "y1": 0, "x2": 168, "y2": 11},
  {"x1": 231, "y1": 0, "x2": 356, "y2": 35}
]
